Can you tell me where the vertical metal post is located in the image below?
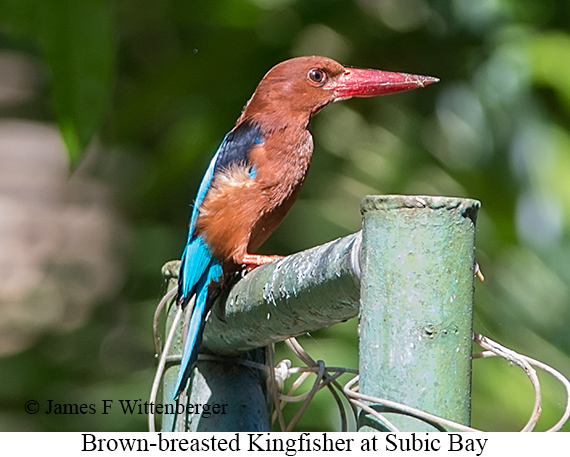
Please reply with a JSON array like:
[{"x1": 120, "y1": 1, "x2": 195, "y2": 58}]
[{"x1": 359, "y1": 195, "x2": 480, "y2": 431}]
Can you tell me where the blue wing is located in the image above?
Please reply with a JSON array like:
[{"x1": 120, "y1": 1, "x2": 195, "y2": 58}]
[{"x1": 174, "y1": 121, "x2": 263, "y2": 398}]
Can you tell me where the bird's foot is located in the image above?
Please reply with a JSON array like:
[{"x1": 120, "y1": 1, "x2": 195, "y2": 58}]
[{"x1": 238, "y1": 254, "x2": 284, "y2": 271}]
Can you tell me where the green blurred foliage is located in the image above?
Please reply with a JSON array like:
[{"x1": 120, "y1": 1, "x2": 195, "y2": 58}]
[
  {"x1": 0, "y1": 0, "x2": 569, "y2": 432},
  {"x1": 0, "y1": 0, "x2": 115, "y2": 166}
]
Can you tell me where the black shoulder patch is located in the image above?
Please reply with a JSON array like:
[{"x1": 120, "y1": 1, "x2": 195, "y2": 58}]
[{"x1": 214, "y1": 121, "x2": 263, "y2": 172}]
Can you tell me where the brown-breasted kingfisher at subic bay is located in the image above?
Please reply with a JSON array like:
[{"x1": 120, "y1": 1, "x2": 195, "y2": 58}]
[{"x1": 174, "y1": 56, "x2": 438, "y2": 398}]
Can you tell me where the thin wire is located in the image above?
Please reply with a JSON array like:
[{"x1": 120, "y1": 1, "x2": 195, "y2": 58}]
[
  {"x1": 525, "y1": 356, "x2": 570, "y2": 432},
  {"x1": 153, "y1": 287, "x2": 176, "y2": 357},
  {"x1": 285, "y1": 337, "x2": 352, "y2": 431},
  {"x1": 343, "y1": 375, "x2": 479, "y2": 432},
  {"x1": 267, "y1": 343, "x2": 287, "y2": 431},
  {"x1": 152, "y1": 288, "x2": 570, "y2": 433},
  {"x1": 473, "y1": 331, "x2": 570, "y2": 432},
  {"x1": 148, "y1": 296, "x2": 186, "y2": 432},
  {"x1": 268, "y1": 332, "x2": 570, "y2": 432},
  {"x1": 473, "y1": 331, "x2": 541, "y2": 431},
  {"x1": 285, "y1": 361, "x2": 326, "y2": 431}
]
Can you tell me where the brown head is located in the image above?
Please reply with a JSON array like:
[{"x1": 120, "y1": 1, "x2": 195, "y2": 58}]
[{"x1": 239, "y1": 56, "x2": 438, "y2": 128}]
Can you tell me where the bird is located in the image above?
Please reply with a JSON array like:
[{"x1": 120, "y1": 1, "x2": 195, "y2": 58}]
[{"x1": 174, "y1": 56, "x2": 438, "y2": 398}]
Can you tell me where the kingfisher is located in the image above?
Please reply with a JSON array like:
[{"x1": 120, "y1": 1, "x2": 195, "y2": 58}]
[{"x1": 174, "y1": 56, "x2": 437, "y2": 398}]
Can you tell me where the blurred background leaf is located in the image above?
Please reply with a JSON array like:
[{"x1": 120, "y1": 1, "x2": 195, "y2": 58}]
[
  {"x1": 0, "y1": 0, "x2": 115, "y2": 166},
  {"x1": 0, "y1": 0, "x2": 569, "y2": 432}
]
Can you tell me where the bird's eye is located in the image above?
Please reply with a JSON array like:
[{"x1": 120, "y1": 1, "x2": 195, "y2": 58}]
[{"x1": 308, "y1": 68, "x2": 327, "y2": 86}]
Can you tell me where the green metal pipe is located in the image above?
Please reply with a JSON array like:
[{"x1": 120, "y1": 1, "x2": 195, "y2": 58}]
[
  {"x1": 170, "y1": 350, "x2": 270, "y2": 432},
  {"x1": 202, "y1": 232, "x2": 362, "y2": 355},
  {"x1": 359, "y1": 195, "x2": 480, "y2": 431}
]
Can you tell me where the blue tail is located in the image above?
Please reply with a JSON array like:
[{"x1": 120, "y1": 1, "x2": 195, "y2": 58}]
[{"x1": 173, "y1": 236, "x2": 222, "y2": 399}]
